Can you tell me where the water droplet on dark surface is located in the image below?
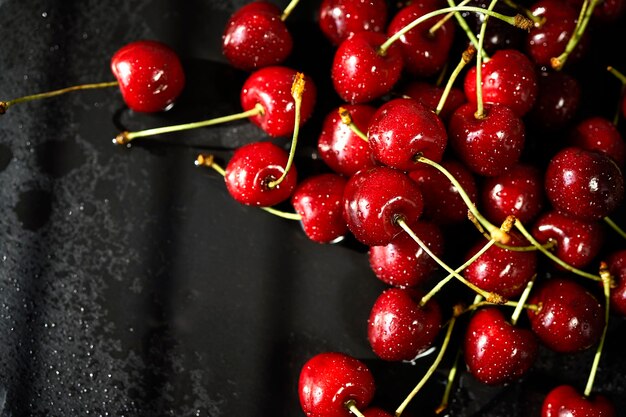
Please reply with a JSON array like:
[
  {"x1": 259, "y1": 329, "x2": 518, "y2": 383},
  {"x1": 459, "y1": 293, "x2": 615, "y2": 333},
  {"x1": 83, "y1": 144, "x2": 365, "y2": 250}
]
[
  {"x1": 14, "y1": 189, "x2": 53, "y2": 231},
  {"x1": 0, "y1": 143, "x2": 12, "y2": 172},
  {"x1": 35, "y1": 139, "x2": 85, "y2": 178}
]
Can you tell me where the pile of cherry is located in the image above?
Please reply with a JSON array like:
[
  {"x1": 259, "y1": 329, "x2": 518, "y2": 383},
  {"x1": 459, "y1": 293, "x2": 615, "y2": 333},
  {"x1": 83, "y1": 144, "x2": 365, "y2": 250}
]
[{"x1": 2, "y1": 0, "x2": 626, "y2": 415}]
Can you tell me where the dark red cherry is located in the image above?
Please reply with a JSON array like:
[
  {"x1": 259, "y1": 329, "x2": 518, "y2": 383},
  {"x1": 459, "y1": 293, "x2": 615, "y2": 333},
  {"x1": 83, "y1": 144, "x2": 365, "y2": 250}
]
[
  {"x1": 343, "y1": 166, "x2": 424, "y2": 246},
  {"x1": 241, "y1": 66, "x2": 317, "y2": 137},
  {"x1": 448, "y1": 103, "x2": 525, "y2": 177},
  {"x1": 362, "y1": 407, "x2": 394, "y2": 417},
  {"x1": 463, "y1": 49, "x2": 538, "y2": 117},
  {"x1": 463, "y1": 307, "x2": 538, "y2": 385},
  {"x1": 317, "y1": 104, "x2": 378, "y2": 177},
  {"x1": 367, "y1": 98, "x2": 448, "y2": 170},
  {"x1": 570, "y1": 116, "x2": 626, "y2": 169},
  {"x1": 531, "y1": 210, "x2": 605, "y2": 270},
  {"x1": 463, "y1": 232, "x2": 537, "y2": 299},
  {"x1": 528, "y1": 70, "x2": 581, "y2": 131},
  {"x1": 408, "y1": 159, "x2": 478, "y2": 225},
  {"x1": 544, "y1": 147, "x2": 625, "y2": 221},
  {"x1": 566, "y1": 0, "x2": 626, "y2": 22},
  {"x1": 298, "y1": 352, "x2": 376, "y2": 417},
  {"x1": 224, "y1": 141, "x2": 297, "y2": 206},
  {"x1": 110, "y1": 40, "x2": 185, "y2": 113},
  {"x1": 542, "y1": 385, "x2": 616, "y2": 417},
  {"x1": 291, "y1": 173, "x2": 349, "y2": 244},
  {"x1": 331, "y1": 31, "x2": 404, "y2": 104},
  {"x1": 459, "y1": 0, "x2": 525, "y2": 53},
  {"x1": 480, "y1": 163, "x2": 545, "y2": 225},
  {"x1": 318, "y1": 0, "x2": 388, "y2": 45},
  {"x1": 368, "y1": 287, "x2": 442, "y2": 361},
  {"x1": 368, "y1": 221, "x2": 444, "y2": 288},
  {"x1": 527, "y1": 277, "x2": 604, "y2": 353},
  {"x1": 402, "y1": 81, "x2": 467, "y2": 122},
  {"x1": 386, "y1": 2, "x2": 455, "y2": 77},
  {"x1": 606, "y1": 249, "x2": 626, "y2": 316},
  {"x1": 222, "y1": 1, "x2": 292, "y2": 71}
]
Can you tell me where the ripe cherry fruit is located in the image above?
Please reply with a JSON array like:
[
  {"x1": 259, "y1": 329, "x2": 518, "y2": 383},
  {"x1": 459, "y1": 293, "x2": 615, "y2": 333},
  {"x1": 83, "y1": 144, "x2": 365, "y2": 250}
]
[
  {"x1": 542, "y1": 385, "x2": 616, "y2": 417},
  {"x1": 317, "y1": 0, "x2": 389, "y2": 46}
]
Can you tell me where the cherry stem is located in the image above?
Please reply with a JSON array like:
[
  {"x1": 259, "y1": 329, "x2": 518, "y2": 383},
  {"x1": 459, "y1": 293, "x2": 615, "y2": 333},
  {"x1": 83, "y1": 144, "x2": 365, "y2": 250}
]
[
  {"x1": 280, "y1": 0, "x2": 300, "y2": 21},
  {"x1": 584, "y1": 263, "x2": 612, "y2": 397},
  {"x1": 474, "y1": 0, "x2": 499, "y2": 120},
  {"x1": 604, "y1": 216, "x2": 626, "y2": 240},
  {"x1": 395, "y1": 311, "x2": 458, "y2": 417},
  {"x1": 344, "y1": 400, "x2": 366, "y2": 417},
  {"x1": 607, "y1": 65, "x2": 626, "y2": 85},
  {"x1": 378, "y1": 6, "x2": 533, "y2": 56},
  {"x1": 513, "y1": 218, "x2": 602, "y2": 281},
  {"x1": 550, "y1": 0, "x2": 599, "y2": 70},
  {"x1": 446, "y1": 0, "x2": 490, "y2": 60},
  {"x1": 194, "y1": 154, "x2": 302, "y2": 221},
  {"x1": 267, "y1": 73, "x2": 304, "y2": 189},
  {"x1": 607, "y1": 66, "x2": 626, "y2": 125},
  {"x1": 434, "y1": 348, "x2": 461, "y2": 414},
  {"x1": 428, "y1": 0, "x2": 473, "y2": 35},
  {"x1": 510, "y1": 274, "x2": 536, "y2": 325},
  {"x1": 501, "y1": 0, "x2": 544, "y2": 25},
  {"x1": 436, "y1": 45, "x2": 476, "y2": 116},
  {"x1": 339, "y1": 107, "x2": 368, "y2": 142},
  {"x1": 463, "y1": 299, "x2": 539, "y2": 313},
  {"x1": 0, "y1": 80, "x2": 118, "y2": 115}
]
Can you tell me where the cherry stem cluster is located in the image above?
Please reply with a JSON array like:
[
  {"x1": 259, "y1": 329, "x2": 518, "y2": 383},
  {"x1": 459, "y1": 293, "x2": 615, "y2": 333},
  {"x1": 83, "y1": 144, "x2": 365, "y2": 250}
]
[{"x1": 446, "y1": 0, "x2": 490, "y2": 60}]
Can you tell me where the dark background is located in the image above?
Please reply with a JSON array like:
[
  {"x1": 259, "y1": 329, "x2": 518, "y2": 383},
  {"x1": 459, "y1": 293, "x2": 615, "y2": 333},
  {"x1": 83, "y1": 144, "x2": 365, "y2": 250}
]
[{"x1": 1, "y1": 0, "x2": 626, "y2": 416}]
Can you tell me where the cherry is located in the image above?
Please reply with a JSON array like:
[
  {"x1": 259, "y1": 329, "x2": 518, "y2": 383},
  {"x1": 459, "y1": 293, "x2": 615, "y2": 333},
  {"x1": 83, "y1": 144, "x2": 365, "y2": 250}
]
[
  {"x1": 224, "y1": 141, "x2": 297, "y2": 207},
  {"x1": 448, "y1": 102, "x2": 525, "y2": 177},
  {"x1": 367, "y1": 98, "x2": 448, "y2": 171},
  {"x1": 480, "y1": 163, "x2": 545, "y2": 226},
  {"x1": 291, "y1": 173, "x2": 349, "y2": 243},
  {"x1": 368, "y1": 221, "x2": 444, "y2": 288},
  {"x1": 542, "y1": 385, "x2": 616, "y2": 417},
  {"x1": 402, "y1": 80, "x2": 467, "y2": 122},
  {"x1": 241, "y1": 66, "x2": 317, "y2": 137},
  {"x1": 544, "y1": 146, "x2": 625, "y2": 221},
  {"x1": 463, "y1": 49, "x2": 538, "y2": 117},
  {"x1": 606, "y1": 249, "x2": 626, "y2": 316},
  {"x1": 342, "y1": 166, "x2": 424, "y2": 246},
  {"x1": 528, "y1": 70, "x2": 581, "y2": 132},
  {"x1": 317, "y1": 0, "x2": 389, "y2": 46},
  {"x1": 317, "y1": 104, "x2": 378, "y2": 177},
  {"x1": 386, "y1": 1, "x2": 456, "y2": 78},
  {"x1": 361, "y1": 407, "x2": 394, "y2": 417},
  {"x1": 463, "y1": 306, "x2": 538, "y2": 385},
  {"x1": 527, "y1": 277, "x2": 604, "y2": 353},
  {"x1": 110, "y1": 39, "x2": 185, "y2": 113},
  {"x1": 531, "y1": 210, "x2": 605, "y2": 270},
  {"x1": 570, "y1": 116, "x2": 626, "y2": 169},
  {"x1": 331, "y1": 31, "x2": 404, "y2": 104},
  {"x1": 298, "y1": 351, "x2": 376, "y2": 417},
  {"x1": 367, "y1": 287, "x2": 442, "y2": 361},
  {"x1": 222, "y1": 1, "x2": 293, "y2": 71}
]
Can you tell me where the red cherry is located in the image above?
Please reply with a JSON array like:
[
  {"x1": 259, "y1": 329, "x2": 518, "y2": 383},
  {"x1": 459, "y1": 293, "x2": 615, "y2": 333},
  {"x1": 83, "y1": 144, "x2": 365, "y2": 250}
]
[
  {"x1": 531, "y1": 210, "x2": 605, "y2": 270},
  {"x1": 542, "y1": 385, "x2": 616, "y2": 417},
  {"x1": 448, "y1": 103, "x2": 525, "y2": 177},
  {"x1": 318, "y1": 0, "x2": 389, "y2": 45},
  {"x1": 527, "y1": 277, "x2": 604, "y2": 353},
  {"x1": 342, "y1": 166, "x2": 424, "y2": 246},
  {"x1": 367, "y1": 287, "x2": 442, "y2": 361},
  {"x1": 291, "y1": 173, "x2": 349, "y2": 244},
  {"x1": 367, "y1": 98, "x2": 448, "y2": 170},
  {"x1": 224, "y1": 141, "x2": 297, "y2": 207},
  {"x1": 110, "y1": 40, "x2": 185, "y2": 113},
  {"x1": 298, "y1": 352, "x2": 376, "y2": 417},
  {"x1": 570, "y1": 116, "x2": 626, "y2": 169},
  {"x1": 331, "y1": 31, "x2": 404, "y2": 104},
  {"x1": 402, "y1": 81, "x2": 467, "y2": 123},
  {"x1": 544, "y1": 146, "x2": 625, "y2": 221},
  {"x1": 368, "y1": 221, "x2": 444, "y2": 288},
  {"x1": 317, "y1": 104, "x2": 378, "y2": 177},
  {"x1": 528, "y1": 70, "x2": 581, "y2": 131},
  {"x1": 240, "y1": 66, "x2": 317, "y2": 137},
  {"x1": 463, "y1": 49, "x2": 538, "y2": 117},
  {"x1": 222, "y1": 1, "x2": 292, "y2": 71},
  {"x1": 362, "y1": 407, "x2": 394, "y2": 417},
  {"x1": 463, "y1": 307, "x2": 538, "y2": 385},
  {"x1": 386, "y1": 2, "x2": 455, "y2": 77},
  {"x1": 606, "y1": 249, "x2": 626, "y2": 316}
]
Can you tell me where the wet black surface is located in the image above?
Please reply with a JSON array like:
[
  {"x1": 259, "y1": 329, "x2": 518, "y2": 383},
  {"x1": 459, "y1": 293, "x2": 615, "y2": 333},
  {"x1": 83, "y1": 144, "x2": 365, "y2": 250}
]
[{"x1": 1, "y1": 1, "x2": 626, "y2": 417}]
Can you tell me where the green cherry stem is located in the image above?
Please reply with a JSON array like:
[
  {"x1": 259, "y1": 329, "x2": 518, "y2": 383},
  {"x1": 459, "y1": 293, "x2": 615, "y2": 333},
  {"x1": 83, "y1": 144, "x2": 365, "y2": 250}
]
[
  {"x1": 434, "y1": 348, "x2": 461, "y2": 415},
  {"x1": 0, "y1": 80, "x2": 119, "y2": 115},
  {"x1": 428, "y1": 0, "x2": 473, "y2": 35},
  {"x1": 344, "y1": 400, "x2": 366, "y2": 417},
  {"x1": 510, "y1": 274, "x2": 536, "y2": 325},
  {"x1": 474, "y1": 0, "x2": 499, "y2": 120},
  {"x1": 607, "y1": 66, "x2": 626, "y2": 125},
  {"x1": 435, "y1": 44, "x2": 476, "y2": 116},
  {"x1": 501, "y1": 0, "x2": 544, "y2": 25},
  {"x1": 339, "y1": 107, "x2": 369, "y2": 142},
  {"x1": 446, "y1": 0, "x2": 490, "y2": 60},
  {"x1": 550, "y1": 0, "x2": 599, "y2": 70},
  {"x1": 280, "y1": 0, "x2": 301, "y2": 21},
  {"x1": 604, "y1": 216, "x2": 626, "y2": 240}
]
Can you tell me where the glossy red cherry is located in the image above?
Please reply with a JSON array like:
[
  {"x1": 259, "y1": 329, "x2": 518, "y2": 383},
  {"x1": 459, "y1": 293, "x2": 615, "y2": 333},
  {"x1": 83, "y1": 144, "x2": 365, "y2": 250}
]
[
  {"x1": 317, "y1": 104, "x2": 378, "y2": 177},
  {"x1": 448, "y1": 103, "x2": 525, "y2": 177},
  {"x1": 342, "y1": 166, "x2": 424, "y2": 246},
  {"x1": 542, "y1": 385, "x2": 616, "y2": 417},
  {"x1": 368, "y1": 287, "x2": 442, "y2": 361},
  {"x1": 606, "y1": 249, "x2": 626, "y2": 316},
  {"x1": 291, "y1": 173, "x2": 349, "y2": 244},
  {"x1": 222, "y1": 1, "x2": 292, "y2": 71},
  {"x1": 368, "y1": 221, "x2": 444, "y2": 288},
  {"x1": 527, "y1": 277, "x2": 604, "y2": 353},
  {"x1": 367, "y1": 98, "x2": 448, "y2": 170},
  {"x1": 241, "y1": 66, "x2": 317, "y2": 137},
  {"x1": 386, "y1": 2, "x2": 455, "y2": 77},
  {"x1": 531, "y1": 210, "x2": 605, "y2": 270},
  {"x1": 224, "y1": 141, "x2": 297, "y2": 206},
  {"x1": 331, "y1": 31, "x2": 404, "y2": 104},
  {"x1": 402, "y1": 81, "x2": 466, "y2": 122},
  {"x1": 110, "y1": 40, "x2": 185, "y2": 113},
  {"x1": 298, "y1": 352, "x2": 376, "y2": 417},
  {"x1": 318, "y1": 0, "x2": 388, "y2": 45},
  {"x1": 463, "y1": 49, "x2": 538, "y2": 117},
  {"x1": 463, "y1": 307, "x2": 538, "y2": 385},
  {"x1": 570, "y1": 116, "x2": 626, "y2": 169},
  {"x1": 544, "y1": 147, "x2": 625, "y2": 221},
  {"x1": 528, "y1": 70, "x2": 581, "y2": 132}
]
